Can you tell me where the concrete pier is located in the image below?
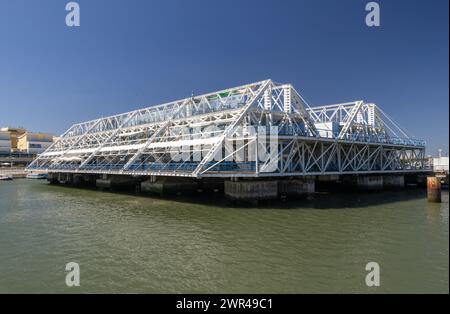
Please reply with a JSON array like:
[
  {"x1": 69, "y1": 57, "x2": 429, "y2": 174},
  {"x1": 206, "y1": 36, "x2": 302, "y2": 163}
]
[
  {"x1": 224, "y1": 178, "x2": 315, "y2": 201},
  {"x1": 317, "y1": 175, "x2": 340, "y2": 182},
  {"x1": 197, "y1": 178, "x2": 224, "y2": 192},
  {"x1": 47, "y1": 172, "x2": 58, "y2": 184},
  {"x1": 427, "y1": 176, "x2": 442, "y2": 203},
  {"x1": 225, "y1": 180, "x2": 278, "y2": 200},
  {"x1": 57, "y1": 173, "x2": 73, "y2": 185},
  {"x1": 73, "y1": 174, "x2": 96, "y2": 186},
  {"x1": 383, "y1": 175, "x2": 405, "y2": 189},
  {"x1": 141, "y1": 177, "x2": 197, "y2": 196},
  {"x1": 95, "y1": 175, "x2": 139, "y2": 190},
  {"x1": 278, "y1": 178, "x2": 315, "y2": 197},
  {"x1": 357, "y1": 175, "x2": 383, "y2": 190},
  {"x1": 43, "y1": 171, "x2": 426, "y2": 205}
]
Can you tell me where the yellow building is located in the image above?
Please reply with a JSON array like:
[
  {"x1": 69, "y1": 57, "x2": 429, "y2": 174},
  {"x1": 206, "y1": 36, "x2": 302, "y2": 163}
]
[
  {"x1": 0, "y1": 127, "x2": 26, "y2": 152},
  {"x1": 17, "y1": 132, "x2": 54, "y2": 154}
]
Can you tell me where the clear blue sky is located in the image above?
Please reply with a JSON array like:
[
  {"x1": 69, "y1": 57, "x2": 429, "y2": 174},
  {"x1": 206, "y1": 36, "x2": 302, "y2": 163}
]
[{"x1": 0, "y1": 0, "x2": 448, "y2": 155}]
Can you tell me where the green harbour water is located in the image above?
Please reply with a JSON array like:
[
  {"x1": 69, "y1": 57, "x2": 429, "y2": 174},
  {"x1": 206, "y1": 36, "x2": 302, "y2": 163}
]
[{"x1": 0, "y1": 179, "x2": 448, "y2": 293}]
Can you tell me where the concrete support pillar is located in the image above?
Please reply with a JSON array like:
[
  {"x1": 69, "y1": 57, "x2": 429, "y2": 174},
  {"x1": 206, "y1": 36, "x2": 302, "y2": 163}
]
[
  {"x1": 383, "y1": 175, "x2": 405, "y2": 189},
  {"x1": 198, "y1": 178, "x2": 223, "y2": 192},
  {"x1": 316, "y1": 175, "x2": 340, "y2": 191},
  {"x1": 427, "y1": 177, "x2": 442, "y2": 203},
  {"x1": 73, "y1": 174, "x2": 83, "y2": 186},
  {"x1": 85, "y1": 174, "x2": 98, "y2": 186},
  {"x1": 96, "y1": 175, "x2": 139, "y2": 190},
  {"x1": 357, "y1": 175, "x2": 383, "y2": 190},
  {"x1": 224, "y1": 180, "x2": 278, "y2": 200},
  {"x1": 141, "y1": 177, "x2": 197, "y2": 196},
  {"x1": 341, "y1": 175, "x2": 356, "y2": 187},
  {"x1": 225, "y1": 179, "x2": 315, "y2": 201},
  {"x1": 416, "y1": 175, "x2": 427, "y2": 188},
  {"x1": 96, "y1": 178, "x2": 110, "y2": 189},
  {"x1": 278, "y1": 178, "x2": 315, "y2": 197},
  {"x1": 47, "y1": 172, "x2": 59, "y2": 184},
  {"x1": 58, "y1": 173, "x2": 73, "y2": 185},
  {"x1": 317, "y1": 175, "x2": 340, "y2": 182}
]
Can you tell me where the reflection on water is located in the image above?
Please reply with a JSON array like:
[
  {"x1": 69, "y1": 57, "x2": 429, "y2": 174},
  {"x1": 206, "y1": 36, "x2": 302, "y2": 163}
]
[{"x1": 0, "y1": 180, "x2": 448, "y2": 293}]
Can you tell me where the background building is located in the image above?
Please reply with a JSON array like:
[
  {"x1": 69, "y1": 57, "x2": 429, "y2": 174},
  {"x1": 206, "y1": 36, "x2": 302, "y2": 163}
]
[
  {"x1": 433, "y1": 149, "x2": 449, "y2": 173},
  {"x1": 0, "y1": 131, "x2": 11, "y2": 153},
  {"x1": 0, "y1": 127, "x2": 26, "y2": 152},
  {"x1": 17, "y1": 132, "x2": 54, "y2": 154}
]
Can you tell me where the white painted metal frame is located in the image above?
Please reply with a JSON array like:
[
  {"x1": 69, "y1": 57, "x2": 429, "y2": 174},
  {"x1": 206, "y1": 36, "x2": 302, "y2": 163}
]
[{"x1": 27, "y1": 80, "x2": 428, "y2": 178}]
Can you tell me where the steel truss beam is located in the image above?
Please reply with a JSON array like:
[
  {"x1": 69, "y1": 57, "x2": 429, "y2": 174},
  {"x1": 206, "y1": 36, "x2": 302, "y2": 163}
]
[{"x1": 27, "y1": 80, "x2": 428, "y2": 178}]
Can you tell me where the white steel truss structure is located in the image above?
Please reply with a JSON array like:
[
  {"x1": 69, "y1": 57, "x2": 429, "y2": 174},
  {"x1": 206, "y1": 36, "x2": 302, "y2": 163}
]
[{"x1": 27, "y1": 80, "x2": 428, "y2": 178}]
